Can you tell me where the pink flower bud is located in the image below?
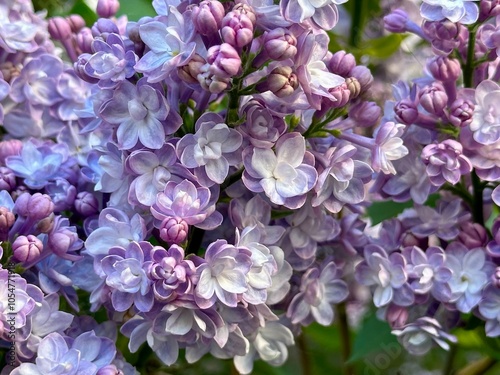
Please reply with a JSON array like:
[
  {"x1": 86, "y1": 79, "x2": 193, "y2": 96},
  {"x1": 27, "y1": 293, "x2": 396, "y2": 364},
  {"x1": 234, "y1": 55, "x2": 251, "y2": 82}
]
[
  {"x1": 447, "y1": 98, "x2": 474, "y2": 127},
  {"x1": 263, "y1": 28, "x2": 297, "y2": 61},
  {"x1": 386, "y1": 304, "x2": 408, "y2": 328},
  {"x1": 75, "y1": 27, "x2": 94, "y2": 54},
  {"x1": 221, "y1": 11, "x2": 254, "y2": 48},
  {"x1": 349, "y1": 101, "x2": 381, "y2": 126},
  {"x1": 383, "y1": 9, "x2": 408, "y2": 33},
  {"x1": 0, "y1": 206, "x2": 14, "y2": 241},
  {"x1": 159, "y1": 217, "x2": 188, "y2": 244},
  {"x1": 0, "y1": 167, "x2": 16, "y2": 191},
  {"x1": 349, "y1": 65, "x2": 373, "y2": 92},
  {"x1": 48, "y1": 17, "x2": 73, "y2": 41},
  {"x1": 96, "y1": 0, "x2": 120, "y2": 18},
  {"x1": 0, "y1": 139, "x2": 22, "y2": 166},
  {"x1": 394, "y1": 99, "x2": 418, "y2": 125},
  {"x1": 232, "y1": 3, "x2": 256, "y2": 25},
  {"x1": 75, "y1": 191, "x2": 99, "y2": 217},
  {"x1": 418, "y1": 83, "x2": 448, "y2": 116},
  {"x1": 480, "y1": 0, "x2": 500, "y2": 21},
  {"x1": 14, "y1": 193, "x2": 54, "y2": 220},
  {"x1": 192, "y1": 0, "x2": 225, "y2": 36},
  {"x1": 427, "y1": 56, "x2": 461, "y2": 82},
  {"x1": 206, "y1": 43, "x2": 242, "y2": 78},
  {"x1": 458, "y1": 222, "x2": 488, "y2": 249},
  {"x1": 67, "y1": 15, "x2": 86, "y2": 33},
  {"x1": 322, "y1": 82, "x2": 350, "y2": 109},
  {"x1": 198, "y1": 64, "x2": 231, "y2": 94},
  {"x1": 329, "y1": 50, "x2": 356, "y2": 77},
  {"x1": 12, "y1": 235, "x2": 43, "y2": 264},
  {"x1": 258, "y1": 66, "x2": 299, "y2": 98},
  {"x1": 178, "y1": 54, "x2": 206, "y2": 84}
]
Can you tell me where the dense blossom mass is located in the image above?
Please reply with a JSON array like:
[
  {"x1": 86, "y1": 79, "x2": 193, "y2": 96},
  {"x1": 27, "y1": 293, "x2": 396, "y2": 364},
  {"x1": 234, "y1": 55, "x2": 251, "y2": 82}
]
[{"x1": 0, "y1": 0, "x2": 500, "y2": 373}]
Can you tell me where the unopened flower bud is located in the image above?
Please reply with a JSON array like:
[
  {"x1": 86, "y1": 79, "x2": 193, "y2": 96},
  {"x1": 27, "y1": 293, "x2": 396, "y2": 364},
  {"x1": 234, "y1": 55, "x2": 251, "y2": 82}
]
[
  {"x1": 418, "y1": 83, "x2": 448, "y2": 116},
  {"x1": 0, "y1": 206, "x2": 15, "y2": 241},
  {"x1": 394, "y1": 99, "x2": 418, "y2": 125},
  {"x1": 458, "y1": 222, "x2": 488, "y2": 249},
  {"x1": 12, "y1": 234, "x2": 43, "y2": 264},
  {"x1": 427, "y1": 56, "x2": 461, "y2": 82},
  {"x1": 0, "y1": 140, "x2": 22, "y2": 166},
  {"x1": 492, "y1": 267, "x2": 500, "y2": 288},
  {"x1": 232, "y1": 3, "x2": 256, "y2": 25},
  {"x1": 386, "y1": 304, "x2": 409, "y2": 328},
  {"x1": 75, "y1": 191, "x2": 99, "y2": 217},
  {"x1": 258, "y1": 66, "x2": 299, "y2": 98},
  {"x1": 329, "y1": 50, "x2": 356, "y2": 77},
  {"x1": 48, "y1": 17, "x2": 73, "y2": 41},
  {"x1": 178, "y1": 54, "x2": 206, "y2": 84},
  {"x1": 447, "y1": 98, "x2": 474, "y2": 127},
  {"x1": 345, "y1": 77, "x2": 361, "y2": 99},
  {"x1": 192, "y1": 0, "x2": 225, "y2": 36},
  {"x1": 206, "y1": 43, "x2": 242, "y2": 77},
  {"x1": 14, "y1": 193, "x2": 55, "y2": 220},
  {"x1": 383, "y1": 9, "x2": 409, "y2": 33},
  {"x1": 91, "y1": 18, "x2": 119, "y2": 38},
  {"x1": 67, "y1": 15, "x2": 86, "y2": 32},
  {"x1": 96, "y1": 0, "x2": 120, "y2": 18},
  {"x1": 0, "y1": 167, "x2": 16, "y2": 191},
  {"x1": 75, "y1": 27, "x2": 94, "y2": 54},
  {"x1": 263, "y1": 28, "x2": 297, "y2": 61},
  {"x1": 349, "y1": 65, "x2": 373, "y2": 93},
  {"x1": 159, "y1": 217, "x2": 189, "y2": 244},
  {"x1": 324, "y1": 82, "x2": 350, "y2": 109},
  {"x1": 480, "y1": 0, "x2": 500, "y2": 21},
  {"x1": 36, "y1": 213, "x2": 55, "y2": 234},
  {"x1": 198, "y1": 64, "x2": 231, "y2": 94},
  {"x1": 349, "y1": 101, "x2": 381, "y2": 126},
  {"x1": 221, "y1": 11, "x2": 254, "y2": 48}
]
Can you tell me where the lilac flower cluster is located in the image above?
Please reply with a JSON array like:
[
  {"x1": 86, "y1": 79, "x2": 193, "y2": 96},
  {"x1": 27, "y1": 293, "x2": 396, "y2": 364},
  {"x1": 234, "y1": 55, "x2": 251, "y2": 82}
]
[{"x1": 1, "y1": 0, "x2": 500, "y2": 372}]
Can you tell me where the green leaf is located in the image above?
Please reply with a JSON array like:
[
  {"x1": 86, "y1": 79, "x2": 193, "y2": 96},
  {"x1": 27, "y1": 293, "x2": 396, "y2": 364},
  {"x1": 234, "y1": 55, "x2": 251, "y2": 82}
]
[
  {"x1": 361, "y1": 34, "x2": 408, "y2": 59},
  {"x1": 116, "y1": 0, "x2": 156, "y2": 21},
  {"x1": 348, "y1": 312, "x2": 401, "y2": 363},
  {"x1": 69, "y1": 0, "x2": 97, "y2": 25},
  {"x1": 366, "y1": 200, "x2": 413, "y2": 225},
  {"x1": 455, "y1": 328, "x2": 500, "y2": 361}
]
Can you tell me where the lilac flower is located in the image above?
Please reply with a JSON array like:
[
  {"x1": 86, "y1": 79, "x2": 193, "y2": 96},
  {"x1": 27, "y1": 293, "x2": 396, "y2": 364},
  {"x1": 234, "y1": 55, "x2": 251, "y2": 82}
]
[
  {"x1": 176, "y1": 112, "x2": 242, "y2": 185},
  {"x1": 392, "y1": 317, "x2": 457, "y2": 355},
  {"x1": 151, "y1": 179, "x2": 222, "y2": 230},
  {"x1": 478, "y1": 286, "x2": 500, "y2": 336},
  {"x1": 280, "y1": 0, "x2": 344, "y2": 29},
  {"x1": 242, "y1": 132, "x2": 317, "y2": 209},
  {"x1": 84, "y1": 208, "x2": 147, "y2": 257},
  {"x1": 470, "y1": 80, "x2": 500, "y2": 145},
  {"x1": 421, "y1": 140, "x2": 472, "y2": 186},
  {"x1": 99, "y1": 80, "x2": 181, "y2": 150},
  {"x1": 99, "y1": 241, "x2": 154, "y2": 312},
  {"x1": 409, "y1": 199, "x2": 471, "y2": 241},
  {"x1": 194, "y1": 239, "x2": 252, "y2": 308},
  {"x1": 147, "y1": 244, "x2": 196, "y2": 301},
  {"x1": 84, "y1": 33, "x2": 138, "y2": 88},
  {"x1": 10, "y1": 54, "x2": 63, "y2": 106},
  {"x1": 287, "y1": 261, "x2": 348, "y2": 326},
  {"x1": 355, "y1": 245, "x2": 414, "y2": 307},
  {"x1": 402, "y1": 246, "x2": 452, "y2": 302},
  {"x1": 0, "y1": 5, "x2": 39, "y2": 53},
  {"x1": 312, "y1": 143, "x2": 373, "y2": 213},
  {"x1": 47, "y1": 216, "x2": 83, "y2": 261},
  {"x1": 6, "y1": 140, "x2": 69, "y2": 190},
  {"x1": 420, "y1": 0, "x2": 479, "y2": 24},
  {"x1": 135, "y1": 9, "x2": 203, "y2": 83},
  {"x1": 445, "y1": 243, "x2": 493, "y2": 313},
  {"x1": 44, "y1": 178, "x2": 77, "y2": 212},
  {"x1": 234, "y1": 321, "x2": 294, "y2": 375}
]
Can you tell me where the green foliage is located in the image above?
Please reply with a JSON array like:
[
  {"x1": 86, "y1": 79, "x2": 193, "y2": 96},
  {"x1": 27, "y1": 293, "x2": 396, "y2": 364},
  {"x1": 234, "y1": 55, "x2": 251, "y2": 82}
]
[
  {"x1": 69, "y1": 0, "x2": 97, "y2": 25},
  {"x1": 116, "y1": 0, "x2": 156, "y2": 21}
]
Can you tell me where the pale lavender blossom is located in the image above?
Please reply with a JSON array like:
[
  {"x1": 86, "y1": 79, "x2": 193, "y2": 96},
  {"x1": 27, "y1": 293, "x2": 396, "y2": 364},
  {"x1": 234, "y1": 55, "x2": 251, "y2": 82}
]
[
  {"x1": 176, "y1": 112, "x2": 242, "y2": 185},
  {"x1": 313, "y1": 143, "x2": 373, "y2": 213},
  {"x1": 98, "y1": 241, "x2": 154, "y2": 312},
  {"x1": 470, "y1": 80, "x2": 500, "y2": 145},
  {"x1": 402, "y1": 246, "x2": 452, "y2": 302},
  {"x1": 421, "y1": 140, "x2": 472, "y2": 186},
  {"x1": 445, "y1": 242, "x2": 493, "y2": 313},
  {"x1": 242, "y1": 132, "x2": 317, "y2": 209},
  {"x1": 392, "y1": 317, "x2": 457, "y2": 355},
  {"x1": 280, "y1": 0, "x2": 344, "y2": 29},
  {"x1": 409, "y1": 199, "x2": 471, "y2": 241},
  {"x1": 0, "y1": 4, "x2": 39, "y2": 53},
  {"x1": 99, "y1": 80, "x2": 181, "y2": 150},
  {"x1": 194, "y1": 239, "x2": 252, "y2": 308},
  {"x1": 478, "y1": 286, "x2": 500, "y2": 336},
  {"x1": 420, "y1": 0, "x2": 479, "y2": 24},
  {"x1": 151, "y1": 179, "x2": 222, "y2": 230},
  {"x1": 10, "y1": 54, "x2": 63, "y2": 106},
  {"x1": 287, "y1": 261, "x2": 348, "y2": 326},
  {"x1": 135, "y1": 9, "x2": 204, "y2": 83},
  {"x1": 55, "y1": 70, "x2": 92, "y2": 121},
  {"x1": 355, "y1": 245, "x2": 414, "y2": 307}
]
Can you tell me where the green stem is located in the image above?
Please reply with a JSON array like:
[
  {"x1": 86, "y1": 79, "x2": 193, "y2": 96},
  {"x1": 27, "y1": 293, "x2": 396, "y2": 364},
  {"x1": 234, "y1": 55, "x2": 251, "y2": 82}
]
[
  {"x1": 349, "y1": 0, "x2": 365, "y2": 48},
  {"x1": 463, "y1": 26, "x2": 477, "y2": 88},
  {"x1": 443, "y1": 344, "x2": 457, "y2": 375},
  {"x1": 297, "y1": 334, "x2": 312, "y2": 375},
  {"x1": 337, "y1": 303, "x2": 354, "y2": 375},
  {"x1": 471, "y1": 171, "x2": 485, "y2": 226},
  {"x1": 456, "y1": 357, "x2": 497, "y2": 375},
  {"x1": 186, "y1": 226, "x2": 205, "y2": 255}
]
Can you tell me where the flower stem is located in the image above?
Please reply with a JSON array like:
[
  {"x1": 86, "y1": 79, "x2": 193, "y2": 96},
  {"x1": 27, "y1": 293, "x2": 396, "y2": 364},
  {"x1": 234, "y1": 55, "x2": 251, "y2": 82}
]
[
  {"x1": 471, "y1": 171, "x2": 485, "y2": 226},
  {"x1": 456, "y1": 357, "x2": 497, "y2": 375},
  {"x1": 443, "y1": 344, "x2": 457, "y2": 375},
  {"x1": 337, "y1": 302, "x2": 354, "y2": 375},
  {"x1": 463, "y1": 26, "x2": 477, "y2": 88},
  {"x1": 349, "y1": 0, "x2": 365, "y2": 48},
  {"x1": 297, "y1": 334, "x2": 312, "y2": 375}
]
